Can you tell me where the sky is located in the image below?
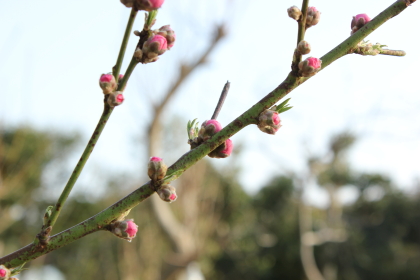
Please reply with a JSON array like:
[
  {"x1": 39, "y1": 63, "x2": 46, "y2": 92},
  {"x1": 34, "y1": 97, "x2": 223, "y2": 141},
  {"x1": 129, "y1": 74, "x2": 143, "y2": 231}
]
[{"x1": 0, "y1": 0, "x2": 419, "y2": 210}]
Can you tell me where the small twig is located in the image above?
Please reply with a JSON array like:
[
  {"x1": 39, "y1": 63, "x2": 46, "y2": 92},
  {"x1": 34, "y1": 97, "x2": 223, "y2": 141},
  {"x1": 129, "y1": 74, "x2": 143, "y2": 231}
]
[
  {"x1": 113, "y1": 8, "x2": 138, "y2": 80},
  {"x1": 379, "y1": 49, "x2": 406, "y2": 56},
  {"x1": 292, "y1": 0, "x2": 310, "y2": 75},
  {"x1": 118, "y1": 57, "x2": 139, "y2": 91},
  {"x1": 211, "y1": 81, "x2": 230, "y2": 120}
]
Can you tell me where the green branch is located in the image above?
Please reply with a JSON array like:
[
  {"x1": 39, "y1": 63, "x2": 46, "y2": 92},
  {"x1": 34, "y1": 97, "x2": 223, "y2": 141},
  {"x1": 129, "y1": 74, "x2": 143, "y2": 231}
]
[{"x1": 0, "y1": 0, "x2": 412, "y2": 269}]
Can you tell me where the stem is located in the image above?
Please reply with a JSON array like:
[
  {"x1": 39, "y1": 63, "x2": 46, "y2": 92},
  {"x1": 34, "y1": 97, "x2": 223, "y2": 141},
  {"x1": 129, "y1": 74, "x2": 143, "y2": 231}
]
[
  {"x1": 379, "y1": 49, "x2": 406, "y2": 56},
  {"x1": 211, "y1": 81, "x2": 230, "y2": 120},
  {"x1": 1, "y1": 0, "x2": 413, "y2": 268},
  {"x1": 113, "y1": 8, "x2": 138, "y2": 80},
  {"x1": 118, "y1": 57, "x2": 138, "y2": 91},
  {"x1": 292, "y1": 0, "x2": 310, "y2": 74},
  {"x1": 47, "y1": 105, "x2": 114, "y2": 228}
]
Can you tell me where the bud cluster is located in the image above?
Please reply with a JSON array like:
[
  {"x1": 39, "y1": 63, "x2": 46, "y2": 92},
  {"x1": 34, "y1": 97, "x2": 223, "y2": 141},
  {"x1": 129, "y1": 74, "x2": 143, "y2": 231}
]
[
  {"x1": 120, "y1": 0, "x2": 164, "y2": 11},
  {"x1": 351, "y1": 14, "x2": 371, "y2": 34},
  {"x1": 98, "y1": 73, "x2": 126, "y2": 107},
  {"x1": 135, "y1": 25, "x2": 176, "y2": 64},
  {"x1": 298, "y1": 57, "x2": 322, "y2": 77},
  {"x1": 110, "y1": 219, "x2": 138, "y2": 242}
]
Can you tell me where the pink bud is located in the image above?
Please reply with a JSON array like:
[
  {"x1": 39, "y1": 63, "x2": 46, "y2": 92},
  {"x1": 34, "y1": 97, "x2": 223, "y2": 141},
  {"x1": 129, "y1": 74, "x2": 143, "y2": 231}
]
[
  {"x1": 258, "y1": 110, "x2": 282, "y2": 135},
  {"x1": 287, "y1": 6, "x2": 302, "y2": 21},
  {"x1": 297, "y1": 40, "x2": 311, "y2": 55},
  {"x1": 141, "y1": 34, "x2": 168, "y2": 63},
  {"x1": 118, "y1": 74, "x2": 124, "y2": 81},
  {"x1": 148, "y1": 157, "x2": 168, "y2": 181},
  {"x1": 0, "y1": 265, "x2": 10, "y2": 279},
  {"x1": 306, "y1": 6, "x2": 321, "y2": 28},
  {"x1": 99, "y1": 73, "x2": 117, "y2": 94},
  {"x1": 157, "y1": 185, "x2": 177, "y2": 203},
  {"x1": 125, "y1": 220, "x2": 138, "y2": 237},
  {"x1": 208, "y1": 139, "x2": 233, "y2": 158},
  {"x1": 107, "y1": 91, "x2": 124, "y2": 107},
  {"x1": 272, "y1": 112, "x2": 280, "y2": 125},
  {"x1": 298, "y1": 57, "x2": 322, "y2": 77},
  {"x1": 120, "y1": 0, "x2": 165, "y2": 11},
  {"x1": 351, "y1": 14, "x2": 371, "y2": 34},
  {"x1": 198, "y1": 120, "x2": 222, "y2": 142}
]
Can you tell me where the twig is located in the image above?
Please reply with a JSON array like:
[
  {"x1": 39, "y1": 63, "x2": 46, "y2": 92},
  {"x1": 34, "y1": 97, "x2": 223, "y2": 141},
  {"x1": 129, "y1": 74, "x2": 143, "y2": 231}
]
[
  {"x1": 211, "y1": 81, "x2": 230, "y2": 120},
  {"x1": 292, "y1": 0, "x2": 310, "y2": 74}
]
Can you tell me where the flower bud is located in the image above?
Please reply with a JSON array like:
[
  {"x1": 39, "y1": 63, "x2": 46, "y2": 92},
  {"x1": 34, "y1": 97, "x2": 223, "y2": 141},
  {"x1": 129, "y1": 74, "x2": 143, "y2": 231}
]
[
  {"x1": 298, "y1": 57, "x2": 322, "y2": 77},
  {"x1": 120, "y1": 0, "x2": 164, "y2": 11},
  {"x1": 287, "y1": 6, "x2": 302, "y2": 21},
  {"x1": 0, "y1": 265, "x2": 10, "y2": 280},
  {"x1": 297, "y1": 40, "x2": 311, "y2": 55},
  {"x1": 351, "y1": 14, "x2": 371, "y2": 34},
  {"x1": 157, "y1": 25, "x2": 176, "y2": 50},
  {"x1": 306, "y1": 7, "x2": 321, "y2": 28},
  {"x1": 118, "y1": 74, "x2": 124, "y2": 82},
  {"x1": 258, "y1": 110, "x2": 282, "y2": 135},
  {"x1": 157, "y1": 184, "x2": 177, "y2": 203},
  {"x1": 142, "y1": 34, "x2": 168, "y2": 63},
  {"x1": 208, "y1": 139, "x2": 233, "y2": 158},
  {"x1": 198, "y1": 120, "x2": 222, "y2": 142},
  {"x1": 111, "y1": 219, "x2": 138, "y2": 242},
  {"x1": 107, "y1": 91, "x2": 124, "y2": 107},
  {"x1": 99, "y1": 73, "x2": 117, "y2": 94},
  {"x1": 148, "y1": 157, "x2": 168, "y2": 181}
]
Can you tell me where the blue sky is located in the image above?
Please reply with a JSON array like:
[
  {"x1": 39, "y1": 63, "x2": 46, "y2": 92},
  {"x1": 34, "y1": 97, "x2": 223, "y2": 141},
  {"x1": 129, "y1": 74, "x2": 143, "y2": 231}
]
[{"x1": 0, "y1": 0, "x2": 419, "y2": 206}]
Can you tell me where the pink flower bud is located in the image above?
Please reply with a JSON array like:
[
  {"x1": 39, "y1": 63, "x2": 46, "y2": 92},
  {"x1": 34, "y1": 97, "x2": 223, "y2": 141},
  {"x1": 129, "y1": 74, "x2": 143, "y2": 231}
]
[
  {"x1": 287, "y1": 6, "x2": 302, "y2": 21},
  {"x1": 120, "y1": 0, "x2": 164, "y2": 11},
  {"x1": 351, "y1": 14, "x2": 371, "y2": 34},
  {"x1": 306, "y1": 7, "x2": 321, "y2": 28},
  {"x1": 107, "y1": 91, "x2": 124, "y2": 107},
  {"x1": 198, "y1": 120, "x2": 222, "y2": 142},
  {"x1": 157, "y1": 184, "x2": 177, "y2": 203},
  {"x1": 157, "y1": 25, "x2": 176, "y2": 50},
  {"x1": 148, "y1": 157, "x2": 168, "y2": 181},
  {"x1": 118, "y1": 74, "x2": 124, "y2": 81},
  {"x1": 111, "y1": 219, "x2": 138, "y2": 242},
  {"x1": 208, "y1": 139, "x2": 233, "y2": 158},
  {"x1": 141, "y1": 34, "x2": 168, "y2": 63},
  {"x1": 99, "y1": 73, "x2": 117, "y2": 94},
  {"x1": 298, "y1": 57, "x2": 322, "y2": 77},
  {"x1": 258, "y1": 110, "x2": 282, "y2": 135},
  {"x1": 0, "y1": 265, "x2": 10, "y2": 279},
  {"x1": 297, "y1": 40, "x2": 311, "y2": 55}
]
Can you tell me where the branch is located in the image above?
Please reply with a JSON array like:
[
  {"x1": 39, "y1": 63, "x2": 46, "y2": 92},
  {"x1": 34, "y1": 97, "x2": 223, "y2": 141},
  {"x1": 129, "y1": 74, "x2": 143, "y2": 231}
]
[{"x1": 0, "y1": 0, "x2": 413, "y2": 268}]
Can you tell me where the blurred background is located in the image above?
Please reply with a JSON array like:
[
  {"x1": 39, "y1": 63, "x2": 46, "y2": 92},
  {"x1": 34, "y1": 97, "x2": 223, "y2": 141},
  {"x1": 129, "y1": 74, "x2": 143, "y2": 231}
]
[{"x1": 1, "y1": 0, "x2": 419, "y2": 279}]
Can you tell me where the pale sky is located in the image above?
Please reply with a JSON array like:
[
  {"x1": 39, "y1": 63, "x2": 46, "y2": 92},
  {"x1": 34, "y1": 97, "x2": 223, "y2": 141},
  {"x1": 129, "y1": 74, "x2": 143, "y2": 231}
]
[{"x1": 1, "y1": 0, "x2": 419, "y2": 207}]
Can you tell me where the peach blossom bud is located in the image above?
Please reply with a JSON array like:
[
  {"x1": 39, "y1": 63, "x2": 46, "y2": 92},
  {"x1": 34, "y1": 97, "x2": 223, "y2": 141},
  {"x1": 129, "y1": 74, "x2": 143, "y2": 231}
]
[
  {"x1": 306, "y1": 7, "x2": 321, "y2": 28},
  {"x1": 0, "y1": 265, "x2": 10, "y2": 279},
  {"x1": 148, "y1": 157, "x2": 168, "y2": 181},
  {"x1": 351, "y1": 14, "x2": 371, "y2": 34},
  {"x1": 120, "y1": 0, "x2": 164, "y2": 11},
  {"x1": 118, "y1": 74, "x2": 124, "y2": 82},
  {"x1": 287, "y1": 6, "x2": 302, "y2": 21},
  {"x1": 208, "y1": 139, "x2": 233, "y2": 158},
  {"x1": 298, "y1": 57, "x2": 322, "y2": 77},
  {"x1": 157, "y1": 184, "x2": 177, "y2": 203},
  {"x1": 198, "y1": 120, "x2": 222, "y2": 142},
  {"x1": 111, "y1": 219, "x2": 138, "y2": 242},
  {"x1": 141, "y1": 34, "x2": 168, "y2": 63},
  {"x1": 297, "y1": 40, "x2": 311, "y2": 55},
  {"x1": 107, "y1": 91, "x2": 124, "y2": 107},
  {"x1": 99, "y1": 73, "x2": 117, "y2": 94},
  {"x1": 258, "y1": 110, "x2": 282, "y2": 135},
  {"x1": 157, "y1": 25, "x2": 176, "y2": 50}
]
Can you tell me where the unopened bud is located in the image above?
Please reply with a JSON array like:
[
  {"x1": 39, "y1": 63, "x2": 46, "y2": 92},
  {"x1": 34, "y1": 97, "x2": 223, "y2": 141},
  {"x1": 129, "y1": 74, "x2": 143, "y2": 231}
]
[
  {"x1": 157, "y1": 184, "x2": 177, "y2": 203},
  {"x1": 111, "y1": 219, "x2": 138, "y2": 242},
  {"x1": 258, "y1": 110, "x2": 282, "y2": 135},
  {"x1": 297, "y1": 40, "x2": 311, "y2": 55},
  {"x1": 142, "y1": 34, "x2": 167, "y2": 63},
  {"x1": 120, "y1": 0, "x2": 164, "y2": 11},
  {"x1": 351, "y1": 14, "x2": 371, "y2": 34},
  {"x1": 287, "y1": 6, "x2": 302, "y2": 21},
  {"x1": 208, "y1": 139, "x2": 233, "y2": 158},
  {"x1": 148, "y1": 157, "x2": 168, "y2": 181},
  {"x1": 107, "y1": 91, "x2": 124, "y2": 107},
  {"x1": 298, "y1": 57, "x2": 322, "y2": 77},
  {"x1": 157, "y1": 25, "x2": 176, "y2": 50},
  {"x1": 306, "y1": 7, "x2": 321, "y2": 28},
  {"x1": 0, "y1": 265, "x2": 10, "y2": 280},
  {"x1": 198, "y1": 120, "x2": 222, "y2": 142},
  {"x1": 99, "y1": 73, "x2": 117, "y2": 94}
]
